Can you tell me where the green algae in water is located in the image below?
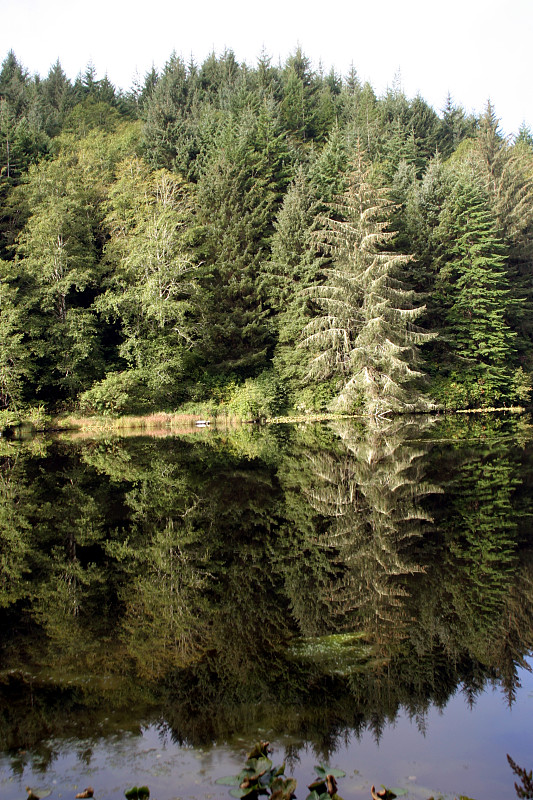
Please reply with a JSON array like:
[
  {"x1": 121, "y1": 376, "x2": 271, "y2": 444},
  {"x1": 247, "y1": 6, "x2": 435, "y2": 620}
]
[{"x1": 288, "y1": 633, "x2": 380, "y2": 676}]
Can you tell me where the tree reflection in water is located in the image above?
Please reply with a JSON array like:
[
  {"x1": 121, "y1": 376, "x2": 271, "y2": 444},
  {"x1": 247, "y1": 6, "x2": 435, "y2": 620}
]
[{"x1": 0, "y1": 416, "x2": 533, "y2": 776}]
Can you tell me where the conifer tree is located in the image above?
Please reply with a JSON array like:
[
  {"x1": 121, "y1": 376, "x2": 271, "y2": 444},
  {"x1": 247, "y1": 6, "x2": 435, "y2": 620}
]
[
  {"x1": 40, "y1": 60, "x2": 76, "y2": 137},
  {"x1": 436, "y1": 178, "x2": 522, "y2": 405},
  {"x1": 280, "y1": 48, "x2": 319, "y2": 141},
  {"x1": 467, "y1": 103, "x2": 533, "y2": 353},
  {"x1": 309, "y1": 122, "x2": 349, "y2": 204},
  {"x1": 301, "y1": 150, "x2": 435, "y2": 415},
  {"x1": 141, "y1": 53, "x2": 193, "y2": 172},
  {"x1": 193, "y1": 103, "x2": 290, "y2": 377},
  {"x1": 438, "y1": 93, "x2": 476, "y2": 159},
  {"x1": 270, "y1": 166, "x2": 321, "y2": 404}
]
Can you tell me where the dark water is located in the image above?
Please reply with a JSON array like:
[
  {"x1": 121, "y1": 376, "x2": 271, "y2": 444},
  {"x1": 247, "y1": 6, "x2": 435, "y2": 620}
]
[{"x1": 1, "y1": 414, "x2": 533, "y2": 800}]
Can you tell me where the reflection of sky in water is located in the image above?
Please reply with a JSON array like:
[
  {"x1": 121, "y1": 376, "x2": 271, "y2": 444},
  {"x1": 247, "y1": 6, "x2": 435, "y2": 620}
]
[{"x1": 2, "y1": 661, "x2": 532, "y2": 800}]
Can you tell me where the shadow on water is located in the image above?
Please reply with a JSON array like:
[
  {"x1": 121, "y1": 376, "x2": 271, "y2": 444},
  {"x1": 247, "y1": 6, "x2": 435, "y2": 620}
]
[{"x1": 1, "y1": 413, "x2": 533, "y2": 799}]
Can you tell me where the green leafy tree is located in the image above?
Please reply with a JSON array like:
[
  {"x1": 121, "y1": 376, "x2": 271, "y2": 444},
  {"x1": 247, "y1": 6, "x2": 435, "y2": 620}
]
[
  {"x1": 15, "y1": 152, "x2": 101, "y2": 399},
  {"x1": 12, "y1": 126, "x2": 137, "y2": 402},
  {"x1": 302, "y1": 150, "x2": 435, "y2": 414},
  {"x1": 94, "y1": 157, "x2": 197, "y2": 410},
  {"x1": 0, "y1": 270, "x2": 32, "y2": 408}
]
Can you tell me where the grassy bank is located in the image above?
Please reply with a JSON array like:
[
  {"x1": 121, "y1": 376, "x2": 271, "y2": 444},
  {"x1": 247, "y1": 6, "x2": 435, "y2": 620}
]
[{"x1": 0, "y1": 404, "x2": 527, "y2": 439}]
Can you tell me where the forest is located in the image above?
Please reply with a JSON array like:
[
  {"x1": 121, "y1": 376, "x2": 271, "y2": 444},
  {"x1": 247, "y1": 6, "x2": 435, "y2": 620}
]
[{"x1": 1, "y1": 46, "x2": 533, "y2": 420}]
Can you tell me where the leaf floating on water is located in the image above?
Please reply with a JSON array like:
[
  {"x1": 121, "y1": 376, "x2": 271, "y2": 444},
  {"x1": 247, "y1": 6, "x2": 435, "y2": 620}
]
[
  {"x1": 321, "y1": 768, "x2": 346, "y2": 780},
  {"x1": 229, "y1": 787, "x2": 257, "y2": 799},
  {"x1": 215, "y1": 776, "x2": 243, "y2": 787},
  {"x1": 27, "y1": 789, "x2": 52, "y2": 800}
]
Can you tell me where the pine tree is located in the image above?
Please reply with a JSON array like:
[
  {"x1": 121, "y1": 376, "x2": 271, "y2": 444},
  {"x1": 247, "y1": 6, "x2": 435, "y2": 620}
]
[
  {"x1": 309, "y1": 122, "x2": 349, "y2": 204},
  {"x1": 301, "y1": 150, "x2": 435, "y2": 415},
  {"x1": 0, "y1": 52, "x2": 49, "y2": 182},
  {"x1": 438, "y1": 93, "x2": 476, "y2": 159},
  {"x1": 280, "y1": 48, "x2": 319, "y2": 141},
  {"x1": 437, "y1": 178, "x2": 520, "y2": 404},
  {"x1": 468, "y1": 103, "x2": 533, "y2": 353},
  {"x1": 193, "y1": 103, "x2": 289, "y2": 377},
  {"x1": 141, "y1": 53, "x2": 191, "y2": 171},
  {"x1": 270, "y1": 166, "x2": 321, "y2": 404},
  {"x1": 40, "y1": 60, "x2": 76, "y2": 137}
]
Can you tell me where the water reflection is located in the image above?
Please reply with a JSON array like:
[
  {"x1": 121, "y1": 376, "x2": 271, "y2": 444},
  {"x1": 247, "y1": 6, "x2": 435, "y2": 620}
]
[{"x1": 1, "y1": 415, "x2": 533, "y2": 798}]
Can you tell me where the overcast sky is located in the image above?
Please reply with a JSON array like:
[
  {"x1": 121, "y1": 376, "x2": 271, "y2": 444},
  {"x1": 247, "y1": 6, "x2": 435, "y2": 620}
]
[{"x1": 2, "y1": 0, "x2": 531, "y2": 137}]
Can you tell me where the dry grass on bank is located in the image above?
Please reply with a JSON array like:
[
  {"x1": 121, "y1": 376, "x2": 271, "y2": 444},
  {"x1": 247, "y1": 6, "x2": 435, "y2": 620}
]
[{"x1": 54, "y1": 411, "x2": 241, "y2": 437}]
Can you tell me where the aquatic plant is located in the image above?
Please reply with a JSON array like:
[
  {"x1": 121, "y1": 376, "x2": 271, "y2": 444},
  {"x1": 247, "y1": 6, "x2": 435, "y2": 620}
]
[{"x1": 216, "y1": 741, "x2": 345, "y2": 800}]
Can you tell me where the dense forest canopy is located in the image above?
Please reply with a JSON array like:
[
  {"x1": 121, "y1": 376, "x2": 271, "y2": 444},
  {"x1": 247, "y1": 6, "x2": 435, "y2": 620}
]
[{"x1": 1, "y1": 46, "x2": 533, "y2": 418}]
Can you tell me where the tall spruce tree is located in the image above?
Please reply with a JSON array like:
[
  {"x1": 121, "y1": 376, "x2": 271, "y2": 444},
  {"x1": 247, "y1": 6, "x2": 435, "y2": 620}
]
[
  {"x1": 467, "y1": 103, "x2": 533, "y2": 356},
  {"x1": 193, "y1": 102, "x2": 289, "y2": 377},
  {"x1": 301, "y1": 150, "x2": 435, "y2": 415},
  {"x1": 270, "y1": 166, "x2": 321, "y2": 405},
  {"x1": 436, "y1": 178, "x2": 523, "y2": 405}
]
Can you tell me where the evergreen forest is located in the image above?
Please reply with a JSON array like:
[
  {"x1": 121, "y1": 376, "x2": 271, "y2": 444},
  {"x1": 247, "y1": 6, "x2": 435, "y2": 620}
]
[{"x1": 2, "y1": 47, "x2": 533, "y2": 419}]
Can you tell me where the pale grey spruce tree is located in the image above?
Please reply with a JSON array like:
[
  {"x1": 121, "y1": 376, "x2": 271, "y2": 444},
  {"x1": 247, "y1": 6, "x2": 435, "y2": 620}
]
[{"x1": 301, "y1": 148, "x2": 436, "y2": 416}]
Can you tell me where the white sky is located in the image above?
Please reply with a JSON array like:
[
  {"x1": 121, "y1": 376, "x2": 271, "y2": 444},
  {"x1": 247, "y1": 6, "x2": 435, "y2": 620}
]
[{"x1": 2, "y1": 0, "x2": 532, "y2": 137}]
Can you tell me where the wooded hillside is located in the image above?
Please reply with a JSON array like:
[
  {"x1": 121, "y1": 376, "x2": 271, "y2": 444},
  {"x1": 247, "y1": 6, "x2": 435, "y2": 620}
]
[{"x1": 2, "y1": 48, "x2": 532, "y2": 416}]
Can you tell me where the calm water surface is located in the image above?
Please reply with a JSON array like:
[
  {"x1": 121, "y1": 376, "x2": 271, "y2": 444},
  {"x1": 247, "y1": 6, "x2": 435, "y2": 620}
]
[{"x1": 1, "y1": 415, "x2": 533, "y2": 800}]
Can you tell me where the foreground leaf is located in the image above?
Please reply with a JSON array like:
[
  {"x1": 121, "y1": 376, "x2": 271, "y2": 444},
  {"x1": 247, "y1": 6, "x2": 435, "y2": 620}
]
[{"x1": 215, "y1": 776, "x2": 243, "y2": 787}]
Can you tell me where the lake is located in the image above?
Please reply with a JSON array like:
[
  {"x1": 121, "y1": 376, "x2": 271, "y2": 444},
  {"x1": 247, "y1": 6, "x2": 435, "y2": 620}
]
[{"x1": 1, "y1": 414, "x2": 533, "y2": 800}]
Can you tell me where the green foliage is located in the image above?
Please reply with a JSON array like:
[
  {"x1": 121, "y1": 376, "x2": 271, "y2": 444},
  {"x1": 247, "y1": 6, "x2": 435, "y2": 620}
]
[
  {"x1": 124, "y1": 787, "x2": 150, "y2": 800},
  {"x1": 0, "y1": 408, "x2": 19, "y2": 432},
  {"x1": 436, "y1": 177, "x2": 520, "y2": 404},
  {"x1": 99, "y1": 155, "x2": 197, "y2": 402},
  {"x1": 78, "y1": 370, "x2": 150, "y2": 415},
  {"x1": 302, "y1": 149, "x2": 435, "y2": 415},
  {"x1": 292, "y1": 379, "x2": 339, "y2": 414},
  {"x1": 23, "y1": 404, "x2": 51, "y2": 430},
  {"x1": 0, "y1": 271, "x2": 33, "y2": 408},
  {"x1": 226, "y1": 371, "x2": 284, "y2": 419},
  {"x1": 193, "y1": 100, "x2": 290, "y2": 376},
  {"x1": 1, "y1": 48, "x2": 533, "y2": 413}
]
